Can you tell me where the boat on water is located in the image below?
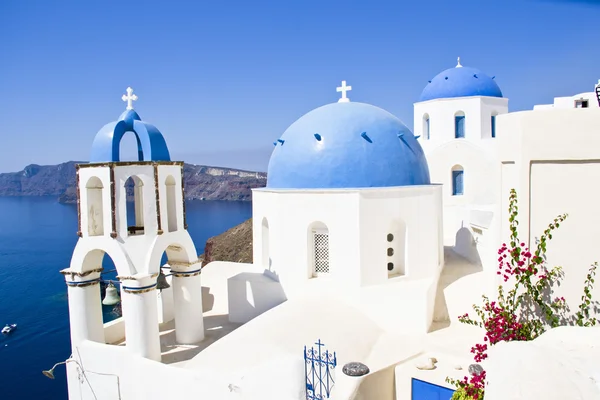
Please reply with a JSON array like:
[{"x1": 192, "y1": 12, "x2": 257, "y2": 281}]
[{"x1": 1, "y1": 324, "x2": 17, "y2": 334}]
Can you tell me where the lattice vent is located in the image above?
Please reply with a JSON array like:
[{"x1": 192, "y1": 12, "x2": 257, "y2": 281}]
[{"x1": 313, "y1": 232, "x2": 330, "y2": 274}]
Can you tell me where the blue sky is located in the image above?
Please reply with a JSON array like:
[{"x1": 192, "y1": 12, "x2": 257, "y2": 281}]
[{"x1": 1, "y1": 0, "x2": 599, "y2": 173}]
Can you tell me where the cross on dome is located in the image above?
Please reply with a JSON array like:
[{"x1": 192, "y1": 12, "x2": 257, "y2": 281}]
[
  {"x1": 456, "y1": 57, "x2": 463, "y2": 68},
  {"x1": 336, "y1": 80, "x2": 352, "y2": 103},
  {"x1": 122, "y1": 87, "x2": 138, "y2": 110}
]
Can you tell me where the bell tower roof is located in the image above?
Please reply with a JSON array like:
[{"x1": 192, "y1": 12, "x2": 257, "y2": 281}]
[{"x1": 89, "y1": 88, "x2": 171, "y2": 163}]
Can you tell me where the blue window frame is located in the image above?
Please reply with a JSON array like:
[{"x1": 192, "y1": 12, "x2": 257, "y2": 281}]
[
  {"x1": 411, "y1": 378, "x2": 454, "y2": 400},
  {"x1": 491, "y1": 115, "x2": 496, "y2": 138},
  {"x1": 452, "y1": 170, "x2": 464, "y2": 195},
  {"x1": 425, "y1": 117, "x2": 430, "y2": 139},
  {"x1": 455, "y1": 115, "x2": 465, "y2": 138}
]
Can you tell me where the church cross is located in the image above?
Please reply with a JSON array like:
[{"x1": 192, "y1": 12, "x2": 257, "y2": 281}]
[
  {"x1": 456, "y1": 57, "x2": 463, "y2": 68},
  {"x1": 336, "y1": 81, "x2": 352, "y2": 103},
  {"x1": 122, "y1": 87, "x2": 138, "y2": 110}
]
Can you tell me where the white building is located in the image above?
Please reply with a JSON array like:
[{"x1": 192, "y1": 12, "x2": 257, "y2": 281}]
[{"x1": 54, "y1": 71, "x2": 600, "y2": 400}]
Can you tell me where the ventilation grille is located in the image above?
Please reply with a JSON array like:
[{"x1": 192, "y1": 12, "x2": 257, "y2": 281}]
[{"x1": 314, "y1": 232, "x2": 330, "y2": 274}]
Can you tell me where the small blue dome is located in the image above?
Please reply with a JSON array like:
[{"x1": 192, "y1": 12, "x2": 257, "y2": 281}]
[
  {"x1": 267, "y1": 102, "x2": 431, "y2": 189},
  {"x1": 419, "y1": 65, "x2": 502, "y2": 102},
  {"x1": 89, "y1": 109, "x2": 171, "y2": 163}
]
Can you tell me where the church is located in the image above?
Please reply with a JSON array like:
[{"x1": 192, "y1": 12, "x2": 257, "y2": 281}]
[{"x1": 54, "y1": 59, "x2": 600, "y2": 400}]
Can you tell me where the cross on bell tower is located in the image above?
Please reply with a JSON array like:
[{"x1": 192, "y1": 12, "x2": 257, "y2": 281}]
[{"x1": 122, "y1": 87, "x2": 138, "y2": 110}]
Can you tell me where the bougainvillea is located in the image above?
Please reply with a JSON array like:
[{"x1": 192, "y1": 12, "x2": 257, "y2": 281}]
[{"x1": 446, "y1": 189, "x2": 597, "y2": 399}]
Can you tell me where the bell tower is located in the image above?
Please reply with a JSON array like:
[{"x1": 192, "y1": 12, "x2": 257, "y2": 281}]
[{"x1": 62, "y1": 88, "x2": 204, "y2": 363}]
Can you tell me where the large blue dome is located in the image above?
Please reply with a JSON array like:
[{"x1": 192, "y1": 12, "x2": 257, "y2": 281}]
[
  {"x1": 267, "y1": 102, "x2": 431, "y2": 189},
  {"x1": 419, "y1": 65, "x2": 502, "y2": 102}
]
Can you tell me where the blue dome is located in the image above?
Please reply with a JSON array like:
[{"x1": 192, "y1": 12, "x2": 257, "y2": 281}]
[
  {"x1": 419, "y1": 65, "x2": 502, "y2": 102},
  {"x1": 267, "y1": 102, "x2": 430, "y2": 189},
  {"x1": 89, "y1": 109, "x2": 171, "y2": 163}
]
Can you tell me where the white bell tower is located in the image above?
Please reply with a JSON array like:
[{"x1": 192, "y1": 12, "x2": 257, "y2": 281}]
[{"x1": 62, "y1": 88, "x2": 204, "y2": 365}]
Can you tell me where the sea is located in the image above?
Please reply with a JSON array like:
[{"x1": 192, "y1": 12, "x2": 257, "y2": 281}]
[{"x1": 0, "y1": 196, "x2": 252, "y2": 399}]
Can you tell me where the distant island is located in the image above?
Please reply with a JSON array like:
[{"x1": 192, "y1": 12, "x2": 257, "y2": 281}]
[{"x1": 0, "y1": 161, "x2": 267, "y2": 203}]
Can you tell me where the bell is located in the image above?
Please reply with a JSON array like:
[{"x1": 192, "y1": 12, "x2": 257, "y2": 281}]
[
  {"x1": 156, "y1": 269, "x2": 170, "y2": 291},
  {"x1": 102, "y1": 282, "x2": 121, "y2": 305}
]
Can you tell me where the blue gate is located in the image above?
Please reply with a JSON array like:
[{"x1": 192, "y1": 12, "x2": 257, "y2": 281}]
[{"x1": 304, "y1": 339, "x2": 337, "y2": 400}]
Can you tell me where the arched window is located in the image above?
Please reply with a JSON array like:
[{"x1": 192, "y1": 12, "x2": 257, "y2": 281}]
[
  {"x1": 387, "y1": 219, "x2": 407, "y2": 277},
  {"x1": 454, "y1": 111, "x2": 465, "y2": 139},
  {"x1": 423, "y1": 114, "x2": 430, "y2": 140},
  {"x1": 452, "y1": 165, "x2": 464, "y2": 196},
  {"x1": 491, "y1": 112, "x2": 497, "y2": 138},
  {"x1": 125, "y1": 176, "x2": 145, "y2": 235},
  {"x1": 165, "y1": 175, "x2": 177, "y2": 232},
  {"x1": 308, "y1": 222, "x2": 330, "y2": 277},
  {"x1": 261, "y1": 217, "x2": 270, "y2": 269},
  {"x1": 86, "y1": 177, "x2": 104, "y2": 236}
]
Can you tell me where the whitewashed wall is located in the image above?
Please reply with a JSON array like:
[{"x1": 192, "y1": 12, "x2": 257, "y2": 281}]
[
  {"x1": 497, "y1": 107, "x2": 600, "y2": 320},
  {"x1": 253, "y1": 186, "x2": 443, "y2": 292},
  {"x1": 415, "y1": 96, "x2": 506, "y2": 271},
  {"x1": 533, "y1": 91, "x2": 599, "y2": 110},
  {"x1": 414, "y1": 96, "x2": 508, "y2": 144}
]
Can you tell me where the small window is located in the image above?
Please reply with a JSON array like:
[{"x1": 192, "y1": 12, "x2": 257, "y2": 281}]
[
  {"x1": 575, "y1": 99, "x2": 589, "y2": 108},
  {"x1": 387, "y1": 248, "x2": 394, "y2": 256},
  {"x1": 387, "y1": 233, "x2": 394, "y2": 242},
  {"x1": 491, "y1": 115, "x2": 496, "y2": 138},
  {"x1": 452, "y1": 169, "x2": 464, "y2": 196},
  {"x1": 387, "y1": 262, "x2": 394, "y2": 271},
  {"x1": 423, "y1": 114, "x2": 430, "y2": 140},
  {"x1": 455, "y1": 114, "x2": 465, "y2": 138}
]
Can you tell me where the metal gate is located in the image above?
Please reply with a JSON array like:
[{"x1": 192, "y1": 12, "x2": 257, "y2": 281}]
[{"x1": 304, "y1": 339, "x2": 337, "y2": 399}]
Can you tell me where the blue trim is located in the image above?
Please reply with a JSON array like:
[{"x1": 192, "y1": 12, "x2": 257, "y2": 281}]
[
  {"x1": 171, "y1": 268, "x2": 202, "y2": 275},
  {"x1": 452, "y1": 170, "x2": 464, "y2": 195},
  {"x1": 455, "y1": 116, "x2": 465, "y2": 139},
  {"x1": 66, "y1": 277, "x2": 101, "y2": 286},
  {"x1": 491, "y1": 115, "x2": 496, "y2": 138},
  {"x1": 425, "y1": 117, "x2": 430, "y2": 139},
  {"x1": 122, "y1": 283, "x2": 157, "y2": 292}
]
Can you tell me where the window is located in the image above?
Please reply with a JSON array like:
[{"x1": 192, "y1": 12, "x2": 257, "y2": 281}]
[
  {"x1": 575, "y1": 99, "x2": 589, "y2": 108},
  {"x1": 309, "y1": 222, "x2": 330, "y2": 277},
  {"x1": 386, "y1": 220, "x2": 407, "y2": 277},
  {"x1": 491, "y1": 115, "x2": 496, "y2": 138},
  {"x1": 455, "y1": 112, "x2": 465, "y2": 138},
  {"x1": 452, "y1": 167, "x2": 464, "y2": 196},
  {"x1": 423, "y1": 114, "x2": 430, "y2": 140},
  {"x1": 262, "y1": 217, "x2": 270, "y2": 268}
]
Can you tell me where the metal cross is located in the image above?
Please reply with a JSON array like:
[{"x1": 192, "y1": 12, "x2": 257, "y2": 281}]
[
  {"x1": 122, "y1": 87, "x2": 138, "y2": 110},
  {"x1": 457, "y1": 56, "x2": 462, "y2": 68},
  {"x1": 314, "y1": 339, "x2": 325, "y2": 354},
  {"x1": 336, "y1": 81, "x2": 352, "y2": 103}
]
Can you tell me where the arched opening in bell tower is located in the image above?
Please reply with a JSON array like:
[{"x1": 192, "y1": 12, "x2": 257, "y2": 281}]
[
  {"x1": 165, "y1": 175, "x2": 178, "y2": 232},
  {"x1": 125, "y1": 176, "x2": 145, "y2": 235},
  {"x1": 119, "y1": 131, "x2": 143, "y2": 161},
  {"x1": 86, "y1": 176, "x2": 104, "y2": 236}
]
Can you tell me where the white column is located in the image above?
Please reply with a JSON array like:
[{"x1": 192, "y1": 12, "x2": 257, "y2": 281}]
[
  {"x1": 61, "y1": 268, "x2": 105, "y2": 348},
  {"x1": 120, "y1": 275, "x2": 161, "y2": 361},
  {"x1": 171, "y1": 264, "x2": 205, "y2": 344}
]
